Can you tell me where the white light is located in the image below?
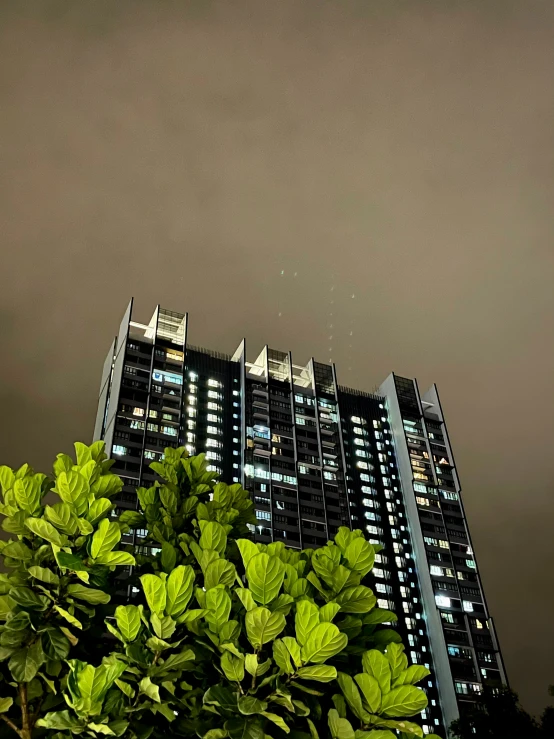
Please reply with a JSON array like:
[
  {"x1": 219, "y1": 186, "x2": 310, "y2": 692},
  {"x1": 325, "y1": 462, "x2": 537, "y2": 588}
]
[{"x1": 435, "y1": 595, "x2": 451, "y2": 608}]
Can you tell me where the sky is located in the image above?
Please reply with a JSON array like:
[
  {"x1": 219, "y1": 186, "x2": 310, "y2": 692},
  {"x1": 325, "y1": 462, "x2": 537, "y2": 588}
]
[{"x1": 1, "y1": 0, "x2": 554, "y2": 718}]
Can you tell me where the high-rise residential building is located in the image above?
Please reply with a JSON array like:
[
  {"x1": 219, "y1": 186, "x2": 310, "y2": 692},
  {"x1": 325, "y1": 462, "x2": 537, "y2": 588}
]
[{"x1": 94, "y1": 301, "x2": 506, "y2": 735}]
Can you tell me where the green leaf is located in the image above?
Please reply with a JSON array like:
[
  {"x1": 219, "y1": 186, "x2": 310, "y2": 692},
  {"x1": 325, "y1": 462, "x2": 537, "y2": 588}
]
[
  {"x1": 371, "y1": 629, "x2": 402, "y2": 650},
  {"x1": 337, "y1": 673, "x2": 370, "y2": 722},
  {"x1": 54, "y1": 605, "x2": 83, "y2": 629},
  {"x1": 355, "y1": 732, "x2": 395, "y2": 739},
  {"x1": 0, "y1": 466, "x2": 15, "y2": 493},
  {"x1": 9, "y1": 640, "x2": 44, "y2": 682},
  {"x1": 67, "y1": 584, "x2": 110, "y2": 604},
  {"x1": 328, "y1": 709, "x2": 355, "y2": 739},
  {"x1": 56, "y1": 551, "x2": 88, "y2": 572},
  {"x1": 115, "y1": 679, "x2": 135, "y2": 699},
  {"x1": 205, "y1": 588, "x2": 232, "y2": 633},
  {"x1": 301, "y1": 623, "x2": 348, "y2": 664},
  {"x1": 220, "y1": 620, "x2": 241, "y2": 642},
  {"x1": 97, "y1": 551, "x2": 136, "y2": 566},
  {"x1": 45, "y1": 503, "x2": 76, "y2": 534},
  {"x1": 245, "y1": 607, "x2": 286, "y2": 649},
  {"x1": 332, "y1": 694, "x2": 347, "y2": 718},
  {"x1": 205, "y1": 559, "x2": 236, "y2": 590},
  {"x1": 362, "y1": 650, "x2": 391, "y2": 695},
  {"x1": 42, "y1": 627, "x2": 70, "y2": 660},
  {"x1": 239, "y1": 696, "x2": 268, "y2": 715},
  {"x1": 247, "y1": 553, "x2": 285, "y2": 605},
  {"x1": 139, "y1": 676, "x2": 161, "y2": 703},
  {"x1": 337, "y1": 586, "x2": 376, "y2": 614},
  {"x1": 0, "y1": 595, "x2": 16, "y2": 619},
  {"x1": 76, "y1": 517, "x2": 94, "y2": 535},
  {"x1": 262, "y1": 712, "x2": 290, "y2": 734},
  {"x1": 166, "y1": 565, "x2": 195, "y2": 616},
  {"x1": 87, "y1": 498, "x2": 114, "y2": 524},
  {"x1": 204, "y1": 685, "x2": 239, "y2": 714},
  {"x1": 6, "y1": 612, "x2": 31, "y2": 631},
  {"x1": 273, "y1": 640, "x2": 294, "y2": 675},
  {"x1": 152, "y1": 648, "x2": 195, "y2": 674},
  {"x1": 372, "y1": 719, "x2": 423, "y2": 737},
  {"x1": 393, "y1": 665, "x2": 430, "y2": 687},
  {"x1": 36, "y1": 710, "x2": 85, "y2": 731},
  {"x1": 161, "y1": 542, "x2": 177, "y2": 572},
  {"x1": 282, "y1": 636, "x2": 302, "y2": 668},
  {"x1": 150, "y1": 613, "x2": 176, "y2": 640},
  {"x1": 10, "y1": 587, "x2": 47, "y2": 610},
  {"x1": 344, "y1": 538, "x2": 375, "y2": 578},
  {"x1": 319, "y1": 603, "x2": 341, "y2": 622},
  {"x1": 380, "y1": 685, "x2": 428, "y2": 717},
  {"x1": 2, "y1": 541, "x2": 33, "y2": 560},
  {"x1": 354, "y1": 673, "x2": 381, "y2": 713},
  {"x1": 115, "y1": 605, "x2": 142, "y2": 642},
  {"x1": 91, "y1": 518, "x2": 121, "y2": 558},
  {"x1": 363, "y1": 609, "x2": 397, "y2": 626},
  {"x1": 296, "y1": 665, "x2": 337, "y2": 682},
  {"x1": 56, "y1": 469, "x2": 87, "y2": 506},
  {"x1": 221, "y1": 651, "x2": 245, "y2": 682},
  {"x1": 29, "y1": 566, "x2": 60, "y2": 586},
  {"x1": 225, "y1": 717, "x2": 264, "y2": 739},
  {"x1": 236, "y1": 588, "x2": 257, "y2": 612},
  {"x1": 140, "y1": 574, "x2": 166, "y2": 615},
  {"x1": 199, "y1": 520, "x2": 228, "y2": 554},
  {"x1": 295, "y1": 600, "x2": 320, "y2": 646},
  {"x1": 236, "y1": 539, "x2": 260, "y2": 569},
  {"x1": 245, "y1": 653, "x2": 259, "y2": 677},
  {"x1": 385, "y1": 643, "x2": 408, "y2": 681},
  {"x1": 0, "y1": 697, "x2": 13, "y2": 713}
]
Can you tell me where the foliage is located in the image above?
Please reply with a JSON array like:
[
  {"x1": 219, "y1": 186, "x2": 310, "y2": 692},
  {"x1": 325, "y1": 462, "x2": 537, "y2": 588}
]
[
  {"x1": 449, "y1": 687, "x2": 547, "y2": 739},
  {"x1": 0, "y1": 443, "x2": 440, "y2": 739}
]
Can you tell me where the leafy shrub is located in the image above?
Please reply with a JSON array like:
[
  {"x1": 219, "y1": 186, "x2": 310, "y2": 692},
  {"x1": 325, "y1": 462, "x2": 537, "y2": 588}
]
[{"x1": 0, "y1": 444, "x2": 439, "y2": 739}]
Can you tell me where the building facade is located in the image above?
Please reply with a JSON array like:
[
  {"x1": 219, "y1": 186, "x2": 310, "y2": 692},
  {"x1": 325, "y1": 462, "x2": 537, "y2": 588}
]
[{"x1": 94, "y1": 301, "x2": 506, "y2": 734}]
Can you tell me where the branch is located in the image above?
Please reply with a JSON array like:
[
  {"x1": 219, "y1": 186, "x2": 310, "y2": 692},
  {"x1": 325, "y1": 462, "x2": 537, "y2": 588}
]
[
  {"x1": 30, "y1": 698, "x2": 44, "y2": 730},
  {"x1": 0, "y1": 713, "x2": 23, "y2": 739},
  {"x1": 19, "y1": 684, "x2": 30, "y2": 739}
]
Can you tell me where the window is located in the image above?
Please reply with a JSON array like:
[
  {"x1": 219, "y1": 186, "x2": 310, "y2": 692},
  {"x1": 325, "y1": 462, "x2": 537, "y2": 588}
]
[
  {"x1": 208, "y1": 379, "x2": 221, "y2": 388},
  {"x1": 357, "y1": 461, "x2": 368, "y2": 470},
  {"x1": 161, "y1": 426, "x2": 177, "y2": 437},
  {"x1": 147, "y1": 423, "x2": 158, "y2": 432},
  {"x1": 130, "y1": 420, "x2": 144, "y2": 430},
  {"x1": 463, "y1": 601, "x2": 474, "y2": 613},
  {"x1": 439, "y1": 539, "x2": 450, "y2": 549},
  {"x1": 206, "y1": 451, "x2": 222, "y2": 461},
  {"x1": 152, "y1": 369, "x2": 183, "y2": 385},
  {"x1": 435, "y1": 595, "x2": 451, "y2": 608},
  {"x1": 440, "y1": 611, "x2": 455, "y2": 624},
  {"x1": 416, "y1": 496, "x2": 430, "y2": 507},
  {"x1": 323, "y1": 471, "x2": 337, "y2": 481},
  {"x1": 430, "y1": 565, "x2": 444, "y2": 577},
  {"x1": 207, "y1": 402, "x2": 221, "y2": 411},
  {"x1": 208, "y1": 390, "x2": 221, "y2": 399},
  {"x1": 256, "y1": 510, "x2": 271, "y2": 521},
  {"x1": 132, "y1": 407, "x2": 144, "y2": 417},
  {"x1": 112, "y1": 445, "x2": 127, "y2": 456},
  {"x1": 144, "y1": 450, "x2": 157, "y2": 460}
]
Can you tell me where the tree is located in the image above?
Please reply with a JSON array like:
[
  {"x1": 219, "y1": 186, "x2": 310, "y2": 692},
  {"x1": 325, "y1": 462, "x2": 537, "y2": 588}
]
[
  {"x1": 0, "y1": 443, "x2": 441, "y2": 739},
  {"x1": 450, "y1": 687, "x2": 540, "y2": 739}
]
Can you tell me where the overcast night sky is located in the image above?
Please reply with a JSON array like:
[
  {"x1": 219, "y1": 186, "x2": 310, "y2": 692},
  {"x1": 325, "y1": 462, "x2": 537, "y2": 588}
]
[{"x1": 1, "y1": 0, "x2": 554, "y2": 717}]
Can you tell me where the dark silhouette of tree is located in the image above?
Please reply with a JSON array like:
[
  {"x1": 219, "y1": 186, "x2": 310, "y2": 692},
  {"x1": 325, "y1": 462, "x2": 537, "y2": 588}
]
[{"x1": 450, "y1": 687, "x2": 540, "y2": 739}]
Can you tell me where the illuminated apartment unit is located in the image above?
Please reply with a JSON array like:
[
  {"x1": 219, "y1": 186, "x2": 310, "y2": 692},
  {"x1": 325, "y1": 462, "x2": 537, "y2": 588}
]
[{"x1": 94, "y1": 301, "x2": 506, "y2": 734}]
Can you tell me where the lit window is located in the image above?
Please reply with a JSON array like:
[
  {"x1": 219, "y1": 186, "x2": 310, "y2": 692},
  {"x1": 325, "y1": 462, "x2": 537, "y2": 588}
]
[
  {"x1": 466, "y1": 559, "x2": 476, "y2": 569},
  {"x1": 207, "y1": 426, "x2": 221, "y2": 435},
  {"x1": 439, "y1": 539, "x2": 450, "y2": 549},
  {"x1": 463, "y1": 601, "x2": 474, "y2": 613},
  {"x1": 186, "y1": 432, "x2": 195, "y2": 443},
  {"x1": 187, "y1": 407, "x2": 196, "y2": 417},
  {"x1": 416, "y1": 496, "x2": 429, "y2": 507},
  {"x1": 208, "y1": 390, "x2": 221, "y2": 399},
  {"x1": 133, "y1": 407, "x2": 144, "y2": 417},
  {"x1": 144, "y1": 450, "x2": 157, "y2": 460},
  {"x1": 148, "y1": 410, "x2": 158, "y2": 419},
  {"x1": 130, "y1": 420, "x2": 144, "y2": 430},
  {"x1": 354, "y1": 438, "x2": 365, "y2": 446},
  {"x1": 351, "y1": 416, "x2": 362, "y2": 424},
  {"x1": 112, "y1": 445, "x2": 127, "y2": 456},
  {"x1": 147, "y1": 423, "x2": 158, "y2": 432},
  {"x1": 207, "y1": 402, "x2": 221, "y2": 411},
  {"x1": 161, "y1": 426, "x2": 177, "y2": 437},
  {"x1": 357, "y1": 461, "x2": 368, "y2": 470},
  {"x1": 206, "y1": 439, "x2": 222, "y2": 448},
  {"x1": 375, "y1": 583, "x2": 387, "y2": 594},
  {"x1": 323, "y1": 471, "x2": 337, "y2": 481},
  {"x1": 189, "y1": 372, "x2": 198, "y2": 381},
  {"x1": 208, "y1": 379, "x2": 221, "y2": 388},
  {"x1": 435, "y1": 595, "x2": 451, "y2": 608},
  {"x1": 430, "y1": 565, "x2": 443, "y2": 576}
]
